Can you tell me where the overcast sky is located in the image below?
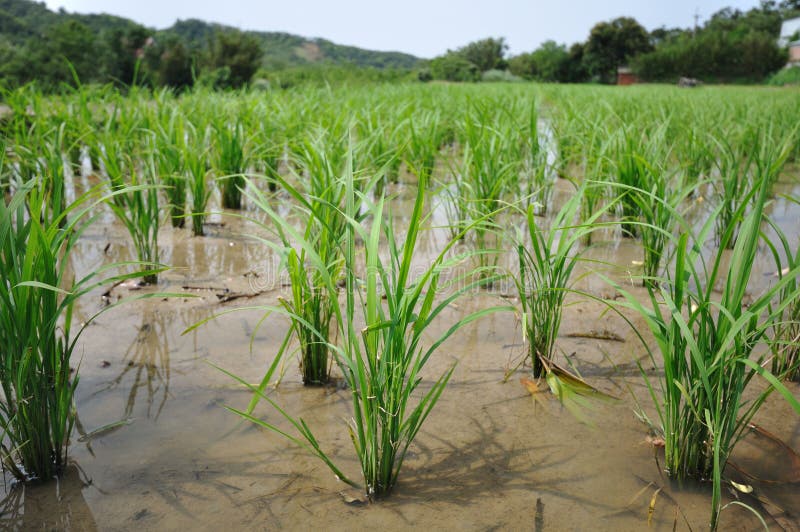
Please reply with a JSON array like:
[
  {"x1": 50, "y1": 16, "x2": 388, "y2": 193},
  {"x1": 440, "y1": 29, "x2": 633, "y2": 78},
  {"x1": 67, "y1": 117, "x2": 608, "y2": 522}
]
[{"x1": 43, "y1": 0, "x2": 762, "y2": 58}]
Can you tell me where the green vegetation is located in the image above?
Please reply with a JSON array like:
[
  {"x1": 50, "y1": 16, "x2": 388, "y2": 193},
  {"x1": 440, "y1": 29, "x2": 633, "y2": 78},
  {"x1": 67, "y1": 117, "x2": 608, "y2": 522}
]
[
  {"x1": 0, "y1": 0, "x2": 420, "y2": 91},
  {"x1": 514, "y1": 187, "x2": 608, "y2": 377},
  {"x1": 1, "y1": 80, "x2": 799, "y2": 531},
  {"x1": 0, "y1": 179, "x2": 164, "y2": 480},
  {"x1": 611, "y1": 174, "x2": 800, "y2": 530}
]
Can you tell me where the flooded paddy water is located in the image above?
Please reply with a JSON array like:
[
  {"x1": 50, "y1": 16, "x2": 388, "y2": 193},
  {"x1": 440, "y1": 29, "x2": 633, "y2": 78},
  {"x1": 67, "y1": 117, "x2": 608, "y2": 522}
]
[{"x1": 4, "y1": 165, "x2": 800, "y2": 531}]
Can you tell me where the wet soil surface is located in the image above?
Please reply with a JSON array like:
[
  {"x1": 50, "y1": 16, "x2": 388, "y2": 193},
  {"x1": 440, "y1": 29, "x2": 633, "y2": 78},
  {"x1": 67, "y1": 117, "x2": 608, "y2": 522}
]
[{"x1": 3, "y1": 175, "x2": 800, "y2": 531}]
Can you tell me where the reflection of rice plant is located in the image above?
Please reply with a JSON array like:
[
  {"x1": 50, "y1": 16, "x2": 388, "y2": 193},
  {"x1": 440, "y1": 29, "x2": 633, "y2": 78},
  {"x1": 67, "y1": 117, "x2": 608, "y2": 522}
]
[
  {"x1": 94, "y1": 312, "x2": 172, "y2": 419},
  {"x1": 0, "y1": 181, "x2": 164, "y2": 481},
  {"x1": 612, "y1": 176, "x2": 800, "y2": 531}
]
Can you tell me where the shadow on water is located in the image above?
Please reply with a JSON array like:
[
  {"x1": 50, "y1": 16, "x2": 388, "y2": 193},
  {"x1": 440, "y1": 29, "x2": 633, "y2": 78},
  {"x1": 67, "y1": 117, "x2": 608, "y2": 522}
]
[
  {"x1": 0, "y1": 465, "x2": 97, "y2": 530},
  {"x1": 90, "y1": 309, "x2": 173, "y2": 420},
  {"x1": 389, "y1": 414, "x2": 613, "y2": 528}
]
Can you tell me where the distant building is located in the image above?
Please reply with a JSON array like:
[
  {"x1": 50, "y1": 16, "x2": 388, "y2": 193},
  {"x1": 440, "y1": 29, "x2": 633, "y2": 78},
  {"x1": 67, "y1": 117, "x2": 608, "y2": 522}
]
[
  {"x1": 617, "y1": 66, "x2": 637, "y2": 85},
  {"x1": 778, "y1": 17, "x2": 800, "y2": 67},
  {"x1": 789, "y1": 41, "x2": 800, "y2": 64},
  {"x1": 778, "y1": 17, "x2": 800, "y2": 47}
]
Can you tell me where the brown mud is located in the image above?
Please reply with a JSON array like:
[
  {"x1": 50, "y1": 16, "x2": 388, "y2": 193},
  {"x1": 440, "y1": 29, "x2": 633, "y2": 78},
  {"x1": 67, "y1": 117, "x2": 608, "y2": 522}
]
[{"x1": 3, "y1": 173, "x2": 800, "y2": 531}]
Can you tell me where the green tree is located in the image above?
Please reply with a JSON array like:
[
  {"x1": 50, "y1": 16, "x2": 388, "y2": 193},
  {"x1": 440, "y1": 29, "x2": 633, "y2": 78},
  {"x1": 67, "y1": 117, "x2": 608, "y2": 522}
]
[
  {"x1": 508, "y1": 52, "x2": 537, "y2": 79},
  {"x1": 143, "y1": 36, "x2": 194, "y2": 89},
  {"x1": 20, "y1": 20, "x2": 97, "y2": 87},
  {"x1": 429, "y1": 52, "x2": 479, "y2": 81},
  {"x1": 208, "y1": 30, "x2": 263, "y2": 89},
  {"x1": 585, "y1": 17, "x2": 652, "y2": 83},
  {"x1": 100, "y1": 25, "x2": 151, "y2": 86},
  {"x1": 457, "y1": 37, "x2": 508, "y2": 72}
]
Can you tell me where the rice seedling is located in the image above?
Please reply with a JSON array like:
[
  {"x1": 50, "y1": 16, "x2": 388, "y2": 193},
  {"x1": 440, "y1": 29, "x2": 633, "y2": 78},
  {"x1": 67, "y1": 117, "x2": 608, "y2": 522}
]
[
  {"x1": 608, "y1": 125, "x2": 668, "y2": 238},
  {"x1": 578, "y1": 134, "x2": 611, "y2": 246},
  {"x1": 103, "y1": 148, "x2": 162, "y2": 284},
  {"x1": 215, "y1": 123, "x2": 247, "y2": 209},
  {"x1": 610, "y1": 175, "x2": 800, "y2": 530},
  {"x1": 153, "y1": 112, "x2": 188, "y2": 228},
  {"x1": 255, "y1": 119, "x2": 283, "y2": 193},
  {"x1": 623, "y1": 169, "x2": 694, "y2": 288},
  {"x1": 766, "y1": 196, "x2": 800, "y2": 381},
  {"x1": 519, "y1": 102, "x2": 556, "y2": 214},
  {"x1": 210, "y1": 153, "x2": 508, "y2": 500},
  {"x1": 0, "y1": 179, "x2": 166, "y2": 481},
  {"x1": 403, "y1": 109, "x2": 441, "y2": 183},
  {"x1": 185, "y1": 126, "x2": 212, "y2": 237},
  {"x1": 513, "y1": 183, "x2": 613, "y2": 378},
  {"x1": 457, "y1": 104, "x2": 521, "y2": 279},
  {"x1": 711, "y1": 132, "x2": 754, "y2": 248},
  {"x1": 242, "y1": 137, "x2": 353, "y2": 385}
]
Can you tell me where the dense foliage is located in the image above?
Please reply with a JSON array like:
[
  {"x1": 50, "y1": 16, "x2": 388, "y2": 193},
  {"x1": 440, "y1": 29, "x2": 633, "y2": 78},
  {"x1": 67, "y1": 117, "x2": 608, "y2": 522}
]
[
  {"x1": 502, "y1": 1, "x2": 800, "y2": 84},
  {"x1": 0, "y1": 0, "x2": 420, "y2": 91}
]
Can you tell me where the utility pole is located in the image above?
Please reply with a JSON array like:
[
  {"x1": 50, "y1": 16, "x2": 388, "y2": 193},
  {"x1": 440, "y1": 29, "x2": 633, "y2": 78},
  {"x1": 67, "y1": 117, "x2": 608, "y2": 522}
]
[{"x1": 693, "y1": 8, "x2": 700, "y2": 37}]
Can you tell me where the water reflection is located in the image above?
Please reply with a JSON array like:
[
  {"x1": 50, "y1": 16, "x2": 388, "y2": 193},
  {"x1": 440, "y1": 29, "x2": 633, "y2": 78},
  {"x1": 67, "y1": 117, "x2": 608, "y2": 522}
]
[
  {"x1": 92, "y1": 310, "x2": 172, "y2": 420},
  {"x1": 0, "y1": 465, "x2": 97, "y2": 530}
]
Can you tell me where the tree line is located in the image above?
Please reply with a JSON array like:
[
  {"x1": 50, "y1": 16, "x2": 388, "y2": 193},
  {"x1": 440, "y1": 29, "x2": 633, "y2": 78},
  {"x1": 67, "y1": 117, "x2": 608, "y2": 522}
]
[{"x1": 424, "y1": 1, "x2": 800, "y2": 84}]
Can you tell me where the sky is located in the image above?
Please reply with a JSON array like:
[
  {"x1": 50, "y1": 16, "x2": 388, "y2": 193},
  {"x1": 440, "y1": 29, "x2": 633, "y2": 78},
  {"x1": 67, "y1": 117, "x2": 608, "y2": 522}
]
[{"x1": 43, "y1": 0, "x2": 763, "y2": 58}]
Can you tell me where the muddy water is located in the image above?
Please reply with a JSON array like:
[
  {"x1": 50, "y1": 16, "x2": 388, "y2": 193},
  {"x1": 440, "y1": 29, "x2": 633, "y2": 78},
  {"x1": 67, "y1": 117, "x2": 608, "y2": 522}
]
[{"x1": 3, "y1": 174, "x2": 800, "y2": 531}]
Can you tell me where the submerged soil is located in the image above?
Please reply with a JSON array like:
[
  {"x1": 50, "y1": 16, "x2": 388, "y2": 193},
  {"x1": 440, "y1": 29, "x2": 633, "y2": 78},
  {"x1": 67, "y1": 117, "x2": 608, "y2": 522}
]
[{"x1": 3, "y1": 174, "x2": 800, "y2": 531}]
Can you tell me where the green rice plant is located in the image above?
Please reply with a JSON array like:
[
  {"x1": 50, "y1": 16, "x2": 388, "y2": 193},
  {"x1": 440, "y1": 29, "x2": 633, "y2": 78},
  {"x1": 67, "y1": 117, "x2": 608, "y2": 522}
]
[
  {"x1": 212, "y1": 159, "x2": 508, "y2": 500},
  {"x1": 711, "y1": 132, "x2": 754, "y2": 248},
  {"x1": 37, "y1": 125, "x2": 72, "y2": 228},
  {"x1": 623, "y1": 170, "x2": 693, "y2": 288},
  {"x1": 103, "y1": 150, "x2": 162, "y2": 284},
  {"x1": 242, "y1": 153, "x2": 351, "y2": 385},
  {"x1": 609, "y1": 127, "x2": 655, "y2": 238},
  {"x1": 578, "y1": 132, "x2": 611, "y2": 246},
  {"x1": 255, "y1": 120, "x2": 283, "y2": 193},
  {"x1": 610, "y1": 175, "x2": 800, "y2": 530},
  {"x1": 713, "y1": 126, "x2": 795, "y2": 248},
  {"x1": 0, "y1": 180, "x2": 166, "y2": 481},
  {"x1": 678, "y1": 126, "x2": 715, "y2": 182},
  {"x1": 185, "y1": 127, "x2": 212, "y2": 237},
  {"x1": 520, "y1": 102, "x2": 554, "y2": 214},
  {"x1": 766, "y1": 196, "x2": 800, "y2": 381},
  {"x1": 458, "y1": 105, "x2": 521, "y2": 279},
  {"x1": 403, "y1": 110, "x2": 440, "y2": 183},
  {"x1": 153, "y1": 113, "x2": 188, "y2": 228},
  {"x1": 513, "y1": 183, "x2": 612, "y2": 378},
  {"x1": 215, "y1": 123, "x2": 247, "y2": 209}
]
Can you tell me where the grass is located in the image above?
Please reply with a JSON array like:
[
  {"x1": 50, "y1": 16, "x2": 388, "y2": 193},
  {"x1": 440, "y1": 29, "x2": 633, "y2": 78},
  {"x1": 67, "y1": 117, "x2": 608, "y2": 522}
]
[
  {"x1": 3, "y1": 82, "x2": 800, "y2": 527},
  {"x1": 242, "y1": 140, "x2": 351, "y2": 385},
  {"x1": 766, "y1": 195, "x2": 800, "y2": 381}
]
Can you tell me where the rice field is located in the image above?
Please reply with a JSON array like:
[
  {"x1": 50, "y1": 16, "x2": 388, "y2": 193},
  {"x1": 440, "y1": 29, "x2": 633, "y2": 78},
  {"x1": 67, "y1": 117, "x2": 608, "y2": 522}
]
[{"x1": 1, "y1": 82, "x2": 799, "y2": 530}]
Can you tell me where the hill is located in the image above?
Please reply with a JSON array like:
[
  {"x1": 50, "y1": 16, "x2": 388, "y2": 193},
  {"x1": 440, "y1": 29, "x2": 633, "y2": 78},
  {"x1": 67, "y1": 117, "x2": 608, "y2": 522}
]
[{"x1": 0, "y1": 0, "x2": 421, "y2": 71}]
